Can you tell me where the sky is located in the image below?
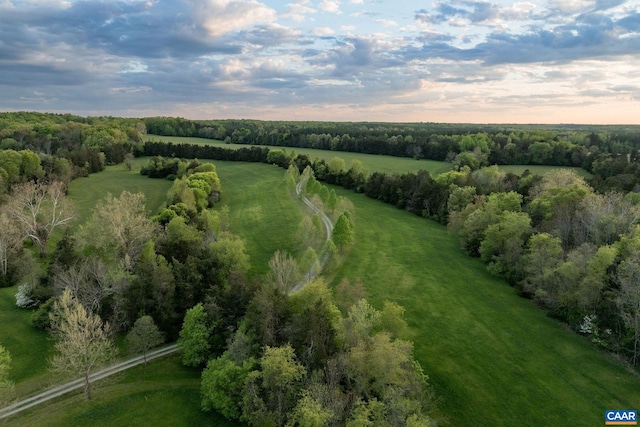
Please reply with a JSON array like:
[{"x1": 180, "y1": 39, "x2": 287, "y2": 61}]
[{"x1": 1, "y1": 0, "x2": 639, "y2": 124}]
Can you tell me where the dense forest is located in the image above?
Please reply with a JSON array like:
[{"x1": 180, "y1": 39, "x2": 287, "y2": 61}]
[{"x1": 2, "y1": 112, "x2": 640, "y2": 425}]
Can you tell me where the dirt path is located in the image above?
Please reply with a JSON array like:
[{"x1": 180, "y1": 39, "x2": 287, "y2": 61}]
[
  {"x1": 290, "y1": 178, "x2": 335, "y2": 292},
  {"x1": 0, "y1": 344, "x2": 178, "y2": 420}
]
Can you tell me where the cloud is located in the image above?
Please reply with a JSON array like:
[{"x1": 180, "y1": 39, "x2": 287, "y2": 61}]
[
  {"x1": 319, "y1": 0, "x2": 341, "y2": 14},
  {"x1": 312, "y1": 27, "x2": 336, "y2": 36},
  {"x1": 283, "y1": 0, "x2": 316, "y2": 21},
  {"x1": 184, "y1": 0, "x2": 277, "y2": 37}
]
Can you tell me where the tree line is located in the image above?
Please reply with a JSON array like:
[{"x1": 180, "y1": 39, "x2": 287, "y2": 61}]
[{"x1": 142, "y1": 116, "x2": 640, "y2": 192}]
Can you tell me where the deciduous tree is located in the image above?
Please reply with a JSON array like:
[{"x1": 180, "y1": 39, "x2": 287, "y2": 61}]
[
  {"x1": 78, "y1": 191, "x2": 156, "y2": 270},
  {"x1": 178, "y1": 303, "x2": 211, "y2": 367},
  {"x1": 49, "y1": 289, "x2": 116, "y2": 401},
  {"x1": 0, "y1": 344, "x2": 14, "y2": 408},
  {"x1": 9, "y1": 181, "x2": 75, "y2": 256},
  {"x1": 332, "y1": 213, "x2": 354, "y2": 252},
  {"x1": 126, "y1": 315, "x2": 165, "y2": 363}
]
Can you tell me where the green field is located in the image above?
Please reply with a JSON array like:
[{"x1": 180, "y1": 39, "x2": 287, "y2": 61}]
[
  {"x1": 213, "y1": 162, "x2": 303, "y2": 277},
  {"x1": 67, "y1": 158, "x2": 172, "y2": 225},
  {"x1": 144, "y1": 134, "x2": 592, "y2": 179},
  {"x1": 216, "y1": 163, "x2": 640, "y2": 426},
  {"x1": 6, "y1": 355, "x2": 244, "y2": 427},
  {"x1": 144, "y1": 134, "x2": 452, "y2": 176},
  {"x1": 0, "y1": 287, "x2": 53, "y2": 397},
  {"x1": 498, "y1": 164, "x2": 593, "y2": 179}
]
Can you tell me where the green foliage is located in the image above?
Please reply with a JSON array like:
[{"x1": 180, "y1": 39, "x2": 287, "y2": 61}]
[
  {"x1": 0, "y1": 343, "x2": 14, "y2": 406},
  {"x1": 126, "y1": 315, "x2": 165, "y2": 362},
  {"x1": 285, "y1": 391, "x2": 333, "y2": 427},
  {"x1": 201, "y1": 353, "x2": 256, "y2": 419},
  {"x1": 178, "y1": 304, "x2": 211, "y2": 367},
  {"x1": 332, "y1": 213, "x2": 354, "y2": 252}
]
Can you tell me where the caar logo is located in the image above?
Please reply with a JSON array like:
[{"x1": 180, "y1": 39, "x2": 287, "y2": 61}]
[{"x1": 606, "y1": 410, "x2": 637, "y2": 426}]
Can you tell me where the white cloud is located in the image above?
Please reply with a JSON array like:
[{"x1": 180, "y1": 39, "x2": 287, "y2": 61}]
[
  {"x1": 185, "y1": 0, "x2": 277, "y2": 37},
  {"x1": 546, "y1": 0, "x2": 596, "y2": 14},
  {"x1": 283, "y1": 0, "x2": 316, "y2": 21},
  {"x1": 312, "y1": 27, "x2": 335, "y2": 36},
  {"x1": 374, "y1": 19, "x2": 398, "y2": 27},
  {"x1": 319, "y1": 0, "x2": 341, "y2": 14},
  {"x1": 119, "y1": 61, "x2": 148, "y2": 74}
]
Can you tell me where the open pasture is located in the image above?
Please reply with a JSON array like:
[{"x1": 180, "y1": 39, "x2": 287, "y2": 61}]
[
  {"x1": 145, "y1": 134, "x2": 592, "y2": 179},
  {"x1": 145, "y1": 134, "x2": 452, "y2": 175},
  {"x1": 211, "y1": 162, "x2": 639, "y2": 426},
  {"x1": 0, "y1": 287, "x2": 53, "y2": 398},
  {"x1": 67, "y1": 158, "x2": 172, "y2": 225}
]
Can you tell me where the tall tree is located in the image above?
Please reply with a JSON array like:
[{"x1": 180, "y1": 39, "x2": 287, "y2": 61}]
[
  {"x1": 332, "y1": 213, "x2": 354, "y2": 253},
  {"x1": 49, "y1": 289, "x2": 116, "y2": 401},
  {"x1": 617, "y1": 257, "x2": 640, "y2": 365},
  {"x1": 268, "y1": 250, "x2": 300, "y2": 293},
  {"x1": 0, "y1": 209, "x2": 23, "y2": 279},
  {"x1": 78, "y1": 191, "x2": 156, "y2": 270},
  {"x1": 8, "y1": 181, "x2": 75, "y2": 256},
  {"x1": 178, "y1": 303, "x2": 211, "y2": 367}
]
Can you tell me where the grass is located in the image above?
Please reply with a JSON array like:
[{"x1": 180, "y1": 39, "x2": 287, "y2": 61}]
[
  {"x1": 144, "y1": 134, "x2": 452, "y2": 176},
  {"x1": 0, "y1": 287, "x2": 53, "y2": 397},
  {"x1": 325, "y1": 186, "x2": 640, "y2": 426},
  {"x1": 6, "y1": 355, "x2": 245, "y2": 427},
  {"x1": 497, "y1": 164, "x2": 593, "y2": 178},
  {"x1": 4, "y1": 159, "x2": 627, "y2": 426},
  {"x1": 211, "y1": 163, "x2": 640, "y2": 426},
  {"x1": 145, "y1": 134, "x2": 593, "y2": 179},
  {"x1": 67, "y1": 158, "x2": 172, "y2": 225},
  {"x1": 213, "y1": 162, "x2": 303, "y2": 277}
]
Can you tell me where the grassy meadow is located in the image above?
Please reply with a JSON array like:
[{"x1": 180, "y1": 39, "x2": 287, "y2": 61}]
[
  {"x1": 145, "y1": 134, "x2": 591, "y2": 179},
  {"x1": 67, "y1": 157, "x2": 172, "y2": 225},
  {"x1": 213, "y1": 163, "x2": 639, "y2": 426},
  {"x1": 144, "y1": 134, "x2": 452, "y2": 176}
]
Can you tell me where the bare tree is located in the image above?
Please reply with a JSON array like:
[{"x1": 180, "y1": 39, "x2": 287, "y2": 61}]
[
  {"x1": 0, "y1": 210, "x2": 23, "y2": 277},
  {"x1": 617, "y1": 257, "x2": 640, "y2": 366},
  {"x1": 78, "y1": 191, "x2": 156, "y2": 270},
  {"x1": 49, "y1": 289, "x2": 116, "y2": 401},
  {"x1": 268, "y1": 250, "x2": 299, "y2": 293},
  {"x1": 8, "y1": 181, "x2": 74, "y2": 256}
]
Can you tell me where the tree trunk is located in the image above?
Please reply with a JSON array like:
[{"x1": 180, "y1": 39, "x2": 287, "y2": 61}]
[{"x1": 84, "y1": 371, "x2": 92, "y2": 401}]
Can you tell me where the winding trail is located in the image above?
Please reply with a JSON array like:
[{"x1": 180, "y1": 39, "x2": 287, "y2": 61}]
[
  {"x1": 0, "y1": 344, "x2": 178, "y2": 420},
  {"x1": 0, "y1": 177, "x2": 334, "y2": 420},
  {"x1": 290, "y1": 178, "x2": 335, "y2": 292}
]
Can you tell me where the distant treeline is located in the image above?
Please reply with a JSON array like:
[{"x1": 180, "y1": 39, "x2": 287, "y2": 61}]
[{"x1": 142, "y1": 117, "x2": 640, "y2": 180}]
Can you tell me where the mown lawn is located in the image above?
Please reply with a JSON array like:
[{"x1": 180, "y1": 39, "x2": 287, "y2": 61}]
[
  {"x1": 0, "y1": 286, "x2": 53, "y2": 397},
  {"x1": 5, "y1": 355, "x2": 245, "y2": 427},
  {"x1": 213, "y1": 161, "x2": 303, "y2": 277}
]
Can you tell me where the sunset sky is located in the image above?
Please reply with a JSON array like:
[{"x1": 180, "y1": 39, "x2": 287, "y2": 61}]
[{"x1": 1, "y1": 0, "x2": 639, "y2": 123}]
